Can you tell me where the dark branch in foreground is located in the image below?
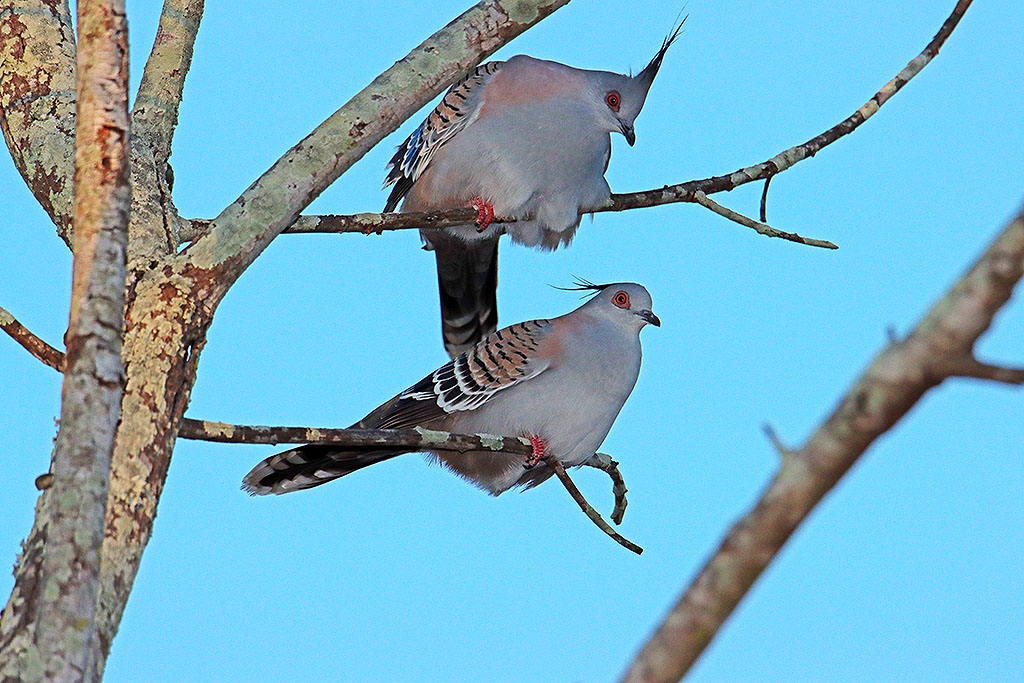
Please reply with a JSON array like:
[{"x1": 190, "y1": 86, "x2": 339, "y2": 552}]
[
  {"x1": 620, "y1": 200, "x2": 1022, "y2": 679},
  {"x1": 181, "y1": 0, "x2": 963, "y2": 251},
  {"x1": 0, "y1": 304, "x2": 66, "y2": 372}
]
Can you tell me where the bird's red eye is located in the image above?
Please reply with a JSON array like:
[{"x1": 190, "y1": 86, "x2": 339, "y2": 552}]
[
  {"x1": 605, "y1": 91, "x2": 621, "y2": 112},
  {"x1": 612, "y1": 291, "x2": 630, "y2": 309}
]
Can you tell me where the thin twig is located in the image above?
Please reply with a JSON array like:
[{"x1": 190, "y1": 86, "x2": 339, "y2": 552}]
[
  {"x1": 693, "y1": 191, "x2": 837, "y2": 249},
  {"x1": 760, "y1": 176, "x2": 773, "y2": 223},
  {"x1": 0, "y1": 304, "x2": 66, "y2": 372},
  {"x1": 945, "y1": 357, "x2": 1024, "y2": 384},
  {"x1": 583, "y1": 452, "x2": 630, "y2": 525},
  {"x1": 545, "y1": 455, "x2": 643, "y2": 555},
  {"x1": 760, "y1": 423, "x2": 794, "y2": 461},
  {"x1": 623, "y1": 7, "x2": 994, "y2": 676}
]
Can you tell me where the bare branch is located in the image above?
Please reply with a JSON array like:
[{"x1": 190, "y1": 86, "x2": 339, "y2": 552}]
[
  {"x1": 692, "y1": 191, "x2": 837, "y2": 249},
  {"x1": 132, "y1": 0, "x2": 203, "y2": 161},
  {"x1": 181, "y1": 0, "x2": 970, "y2": 249},
  {"x1": 545, "y1": 456, "x2": 643, "y2": 555},
  {"x1": 0, "y1": 0, "x2": 78, "y2": 244},
  {"x1": 0, "y1": 0, "x2": 129, "y2": 677},
  {"x1": 178, "y1": 418, "x2": 535, "y2": 456},
  {"x1": 943, "y1": 357, "x2": 1024, "y2": 385},
  {"x1": 178, "y1": 420, "x2": 638, "y2": 531},
  {"x1": 179, "y1": 423, "x2": 644, "y2": 553},
  {"x1": 0, "y1": 304, "x2": 66, "y2": 371},
  {"x1": 582, "y1": 452, "x2": 630, "y2": 525},
  {"x1": 621, "y1": 198, "x2": 1022, "y2": 682}
]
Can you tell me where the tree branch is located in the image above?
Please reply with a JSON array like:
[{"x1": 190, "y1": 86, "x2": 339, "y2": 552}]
[
  {"x1": 943, "y1": 357, "x2": 1024, "y2": 384},
  {"x1": 178, "y1": 418, "x2": 535, "y2": 455},
  {"x1": 0, "y1": 0, "x2": 78, "y2": 245},
  {"x1": 583, "y1": 452, "x2": 630, "y2": 525},
  {"x1": 691, "y1": 191, "x2": 837, "y2": 249},
  {"x1": 545, "y1": 456, "x2": 643, "y2": 555},
  {"x1": 127, "y1": 0, "x2": 205, "y2": 258},
  {"x1": 180, "y1": 0, "x2": 971, "y2": 249},
  {"x1": 0, "y1": 303, "x2": 65, "y2": 371},
  {"x1": 621, "y1": 198, "x2": 1023, "y2": 682},
  {"x1": 0, "y1": 0, "x2": 129, "y2": 678},
  {"x1": 132, "y1": 0, "x2": 203, "y2": 163}
]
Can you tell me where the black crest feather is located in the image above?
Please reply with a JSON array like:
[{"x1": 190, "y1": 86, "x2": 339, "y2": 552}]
[{"x1": 552, "y1": 277, "x2": 612, "y2": 299}]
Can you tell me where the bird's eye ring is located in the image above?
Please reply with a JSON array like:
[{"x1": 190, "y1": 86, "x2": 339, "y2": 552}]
[
  {"x1": 605, "y1": 91, "x2": 621, "y2": 112},
  {"x1": 612, "y1": 291, "x2": 630, "y2": 309}
]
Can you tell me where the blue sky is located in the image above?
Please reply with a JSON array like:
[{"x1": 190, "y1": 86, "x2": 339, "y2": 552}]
[{"x1": 2, "y1": 1, "x2": 1022, "y2": 681}]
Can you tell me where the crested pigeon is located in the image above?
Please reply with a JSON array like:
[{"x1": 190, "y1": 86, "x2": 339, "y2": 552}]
[
  {"x1": 383, "y1": 24, "x2": 682, "y2": 358},
  {"x1": 243, "y1": 282, "x2": 660, "y2": 496}
]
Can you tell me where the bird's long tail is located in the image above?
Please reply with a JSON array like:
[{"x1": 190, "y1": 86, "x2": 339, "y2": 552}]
[
  {"x1": 242, "y1": 446, "x2": 407, "y2": 495},
  {"x1": 432, "y1": 235, "x2": 499, "y2": 359}
]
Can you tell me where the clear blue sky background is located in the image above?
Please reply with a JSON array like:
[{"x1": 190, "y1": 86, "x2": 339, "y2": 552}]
[{"x1": 2, "y1": 1, "x2": 1022, "y2": 681}]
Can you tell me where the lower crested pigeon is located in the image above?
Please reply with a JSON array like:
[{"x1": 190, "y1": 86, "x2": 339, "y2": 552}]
[{"x1": 243, "y1": 282, "x2": 659, "y2": 496}]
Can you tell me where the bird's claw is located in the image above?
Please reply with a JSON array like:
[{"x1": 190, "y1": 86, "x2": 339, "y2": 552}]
[
  {"x1": 471, "y1": 196, "x2": 495, "y2": 232},
  {"x1": 523, "y1": 434, "x2": 548, "y2": 469}
]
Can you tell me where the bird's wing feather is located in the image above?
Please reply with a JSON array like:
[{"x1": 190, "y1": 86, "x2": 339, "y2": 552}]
[
  {"x1": 383, "y1": 61, "x2": 503, "y2": 211},
  {"x1": 368, "y1": 319, "x2": 554, "y2": 429}
]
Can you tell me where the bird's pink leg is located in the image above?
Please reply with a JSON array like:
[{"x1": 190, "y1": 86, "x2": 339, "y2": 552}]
[
  {"x1": 523, "y1": 434, "x2": 548, "y2": 469},
  {"x1": 470, "y1": 196, "x2": 495, "y2": 232}
]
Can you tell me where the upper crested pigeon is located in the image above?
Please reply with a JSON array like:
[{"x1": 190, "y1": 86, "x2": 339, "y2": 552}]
[
  {"x1": 383, "y1": 24, "x2": 682, "y2": 358},
  {"x1": 243, "y1": 282, "x2": 660, "y2": 496}
]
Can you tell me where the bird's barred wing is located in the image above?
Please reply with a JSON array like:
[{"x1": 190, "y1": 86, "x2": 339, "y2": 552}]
[
  {"x1": 372, "y1": 319, "x2": 553, "y2": 429},
  {"x1": 383, "y1": 61, "x2": 503, "y2": 212}
]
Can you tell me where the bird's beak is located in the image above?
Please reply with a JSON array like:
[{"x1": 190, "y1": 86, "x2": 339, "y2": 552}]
[
  {"x1": 638, "y1": 309, "x2": 661, "y2": 327},
  {"x1": 620, "y1": 120, "x2": 636, "y2": 147}
]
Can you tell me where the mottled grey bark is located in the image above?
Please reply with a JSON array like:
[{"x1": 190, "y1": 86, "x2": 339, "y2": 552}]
[
  {"x1": 0, "y1": 0, "x2": 77, "y2": 245},
  {"x1": 0, "y1": 0, "x2": 129, "y2": 680},
  {"x1": 127, "y1": 0, "x2": 204, "y2": 258}
]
